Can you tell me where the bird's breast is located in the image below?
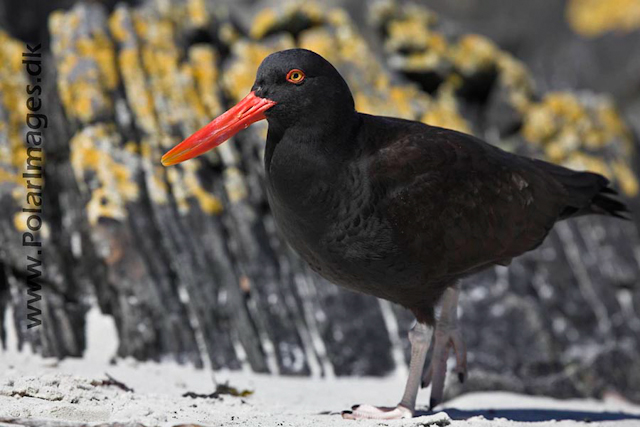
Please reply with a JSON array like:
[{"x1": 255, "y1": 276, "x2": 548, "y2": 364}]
[{"x1": 266, "y1": 161, "x2": 420, "y2": 297}]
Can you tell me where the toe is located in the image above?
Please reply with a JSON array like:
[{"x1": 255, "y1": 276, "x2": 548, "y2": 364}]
[
  {"x1": 342, "y1": 410, "x2": 359, "y2": 420},
  {"x1": 351, "y1": 404, "x2": 383, "y2": 414},
  {"x1": 458, "y1": 371, "x2": 466, "y2": 384},
  {"x1": 342, "y1": 404, "x2": 412, "y2": 420},
  {"x1": 451, "y1": 331, "x2": 467, "y2": 383}
]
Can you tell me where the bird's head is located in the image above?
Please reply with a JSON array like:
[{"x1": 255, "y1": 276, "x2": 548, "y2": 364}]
[{"x1": 161, "y1": 48, "x2": 354, "y2": 166}]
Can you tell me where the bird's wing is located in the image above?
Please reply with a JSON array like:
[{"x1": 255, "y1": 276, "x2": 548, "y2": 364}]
[{"x1": 368, "y1": 123, "x2": 567, "y2": 278}]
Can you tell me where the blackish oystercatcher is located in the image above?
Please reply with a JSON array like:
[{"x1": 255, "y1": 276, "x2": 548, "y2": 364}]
[{"x1": 162, "y1": 49, "x2": 629, "y2": 419}]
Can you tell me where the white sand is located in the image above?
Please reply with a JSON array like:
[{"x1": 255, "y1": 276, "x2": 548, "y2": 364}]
[{"x1": 1, "y1": 308, "x2": 639, "y2": 426}]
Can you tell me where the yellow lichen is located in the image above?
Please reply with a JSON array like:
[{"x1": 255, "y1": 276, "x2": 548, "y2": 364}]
[
  {"x1": 451, "y1": 35, "x2": 498, "y2": 75},
  {"x1": 49, "y1": 7, "x2": 118, "y2": 123},
  {"x1": 184, "y1": 168, "x2": 223, "y2": 214},
  {"x1": 115, "y1": 46, "x2": 158, "y2": 134},
  {"x1": 124, "y1": 141, "x2": 139, "y2": 154},
  {"x1": 522, "y1": 93, "x2": 585, "y2": 144},
  {"x1": 187, "y1": 0, "x2": 209, "y2": 28},
  {"x1": 373, "y1": 2, "x2": 449, "y2": 74},
  {"x1": 75, "y1": 34, "x2": 119, "y2": 90},
  {"x1": 522, "y1": 92, "x2": 633, "y2": 153},
  {"x1": 12, "y1": 212, "x2": 50, "y2": 239},
  {"x1": 219, "y1": 22, "x2": 240, "y2": 45},
  {"x1": 165, "y1": 162, "x2": 222, "y2": 216},
  {"x1": 567, "y1": 0, "x2": 640, "y2": 37},
  {"x1": 108, "y1": 7, "x2": 130, "y2": 42},
  {"x1": 421, "y1": 85, "x2": 471, "y2": 134},
  {"x1": 165, "y1": 167, "x2": 189, "y2": 213},
  {"x1": 0, "y1": 167, "x2": 17, "y2": 184},
  {"x1": 372, "y1": 0, "x2": 437, "y2": 36},
  {"x1": 142, "y1": 0, "x2": 214, "y2": 32},
  {"x1": 222, "y1": 38, "x2": 295, "y2": 102},
  {"x1": 385, "y1": 18, "x2": 434, "y2": 53},
  {"x1": 148, "y1": 172, "x2": 169, "y2": 205},
  {"x1": 179, "y1": 62, "x2": 208, "y2": 125},
  {"x1": 109, "y1": 7, "x2": 164, "y2": 134},
  {"x1": 189, "y1": 45, "x2": 223, "y2": 116},
  {"x1": 0, "y1": 29, "x2": 31, "y2": 197},
  {"x1": 140, "y1": 137, "x2": 170, "y2": 207},
  {"x1": 564, "y1": 152, "x2": 612, "y2": 178},
  {"x1": 152, "y1": 133, "x2": 222, "y2": 215},
  {"x1": 131, "y1": 10, "x2": 221, "y2": 143},
  {"x1": 373, "y1": 0, "x2": 537, "y2": 122},
  {"x1": 612, "y1": 161, "x2": 639, "y2": 196},
  {"x1": 224, "y1": 167, "x2": 248, "y2": 204},
  {"x1": 297, "y1": 15, "x2": 430, "y2": 121},
  {"x1": 110, "y1": 6, "x2": 228, "y2": 217},
  {"x1": 495, "y1": 53, "x2": 535, "y2": 112},
  {"x1": 297, "y1": 26, "x2": 334, "y2": 59},
  {"x1": 388, "y1": 86, "x2": 427, "y2": 120},
  {"x1": 13, "y1": 212, "x2": 30, "y2": 232},
  {"x1": 250, "y1": 2, "x2": 324, "y2": 39},
  {"x1": 251, "y1": 9, "x2": 279, "y2": 39},
  {"x1": 595, "y1": 103, "x2": 632, "y2": 153},
  {"x1": 70, "y1": 125, "x2": 139, "y2": 225},
  {"x1": 522, "y1": 92, "x2": 636, "y2": 196}
]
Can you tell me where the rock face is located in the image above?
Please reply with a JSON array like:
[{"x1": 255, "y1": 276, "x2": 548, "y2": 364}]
[{"x1": 0, "y1": 0, "x2": 639, "y2": 404}]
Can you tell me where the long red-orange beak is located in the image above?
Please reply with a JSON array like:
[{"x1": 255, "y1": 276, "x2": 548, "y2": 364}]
[{"x1": 161, "y1": 91, "x2": 276, "y2": 166}]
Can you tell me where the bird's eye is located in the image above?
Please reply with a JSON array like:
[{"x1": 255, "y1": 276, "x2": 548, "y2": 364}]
[{"x1": 286, "y1": 69, "x2": 305, "y2": 84}]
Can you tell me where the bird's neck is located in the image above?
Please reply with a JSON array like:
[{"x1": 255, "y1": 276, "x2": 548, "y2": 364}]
[
  {"x1": 264, "y1": 114, "x2": 362, "y2": 217},
  {"x1": 265, "y1": 112, "x2": 361, "y2": 172}
]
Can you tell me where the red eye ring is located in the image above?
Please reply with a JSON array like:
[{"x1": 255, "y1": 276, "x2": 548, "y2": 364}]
[{"x1": 286, "y1": 69, "x2": 305, "y2": 84}]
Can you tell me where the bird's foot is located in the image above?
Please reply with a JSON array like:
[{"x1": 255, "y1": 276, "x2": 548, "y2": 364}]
[
  {"x1": 421, "y1": 326, "x2": 467, "y2": 409},
  {"x1": 342, "y1": 404, "x2": 413, "y2": 420}
]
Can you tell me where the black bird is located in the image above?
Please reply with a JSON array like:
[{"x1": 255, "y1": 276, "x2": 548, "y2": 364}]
[{"x1": 162, "y1": 49, "x2": 629, "y2": 420}]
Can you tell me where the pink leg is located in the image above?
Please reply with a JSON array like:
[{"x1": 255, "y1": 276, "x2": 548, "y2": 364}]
[
  {"x1": 342, "y1": 322, "x2": 432, "y2": 420},
  {"x1": 421, "y1": 286, "x2": 467, "y2": 409}
]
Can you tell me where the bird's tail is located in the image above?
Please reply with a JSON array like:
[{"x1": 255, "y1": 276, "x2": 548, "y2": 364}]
[
  {"x1": 534, "y1": 160, "x2": 630, "y2": 220},
  {"x1": 586, "y1": 186, "x2": 630, "y2": 219}
]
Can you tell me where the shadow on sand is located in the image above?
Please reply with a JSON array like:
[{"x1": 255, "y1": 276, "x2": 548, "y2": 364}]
[{"x1": 415, "y1": 408, "x2": 640, "y2": 422}]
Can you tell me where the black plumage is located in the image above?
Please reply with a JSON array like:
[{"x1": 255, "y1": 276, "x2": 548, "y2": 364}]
[
  {"x1": 256, "y1": 50, "x2": 628, "y2": 325},
  {"x1": 163, "y1": 48, "x2": 629, "y2": 417}
]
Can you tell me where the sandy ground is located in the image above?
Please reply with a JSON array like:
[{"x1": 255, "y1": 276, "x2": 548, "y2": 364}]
[{"x1": 1, "y1": 309, "x2": 640, "y2": 427}]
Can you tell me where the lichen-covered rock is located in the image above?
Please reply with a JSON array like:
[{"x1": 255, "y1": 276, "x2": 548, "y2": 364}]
[
  {"x1": 567, "y1": 0, "x2": 640, "y2": 37},
  {"x1": 521, "y1": 92, "x2": 638, "y2": 196},
  {"x1": 372, "y1": 0, "x2": 638, "y2": 199},
  {"x1": 0, "y1": 0, "x2": 639, "y2": 405},
  {"x1": 49, "y1": 5, "x2": 119, "y2": 124}
]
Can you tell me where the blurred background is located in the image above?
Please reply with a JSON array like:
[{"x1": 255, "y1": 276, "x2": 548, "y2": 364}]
[{"x1": 0, "y1": 0, "x2": 639, "y2": 404}]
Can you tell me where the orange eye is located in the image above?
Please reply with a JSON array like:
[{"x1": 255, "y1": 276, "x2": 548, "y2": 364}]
[{"x1": 286, "y1": 69, "x2": 305, "y2": 84}]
